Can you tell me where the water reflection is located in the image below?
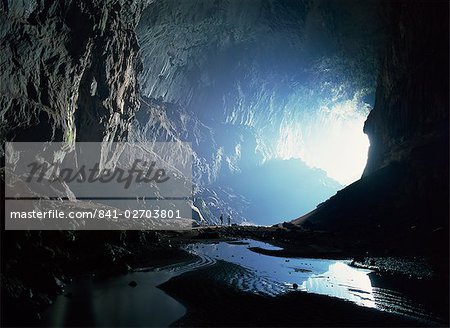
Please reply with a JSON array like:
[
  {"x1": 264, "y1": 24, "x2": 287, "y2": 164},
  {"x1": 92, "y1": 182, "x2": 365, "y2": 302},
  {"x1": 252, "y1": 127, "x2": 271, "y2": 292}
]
[
  {"x1": 184, "y1": 239, "x2": 442, "y2": 324},
  {"x1": 43, "y1": 239, "x2": 442, "y2": 327},
  {"x1": 42, "y1": 271, "x2": 185, "y2": 327},
  {"x1": 184, "y1": 239, "x2": 374, "y2": 306},
  {"x1": 301, "y1": 262, "x2": 375, "y2": 308}
]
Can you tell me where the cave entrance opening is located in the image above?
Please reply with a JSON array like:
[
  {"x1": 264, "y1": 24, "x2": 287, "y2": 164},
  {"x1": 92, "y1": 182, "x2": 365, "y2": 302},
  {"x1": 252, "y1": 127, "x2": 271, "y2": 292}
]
[{"x1": 275, "y1": 96, "x2": 371, "y2": 186}]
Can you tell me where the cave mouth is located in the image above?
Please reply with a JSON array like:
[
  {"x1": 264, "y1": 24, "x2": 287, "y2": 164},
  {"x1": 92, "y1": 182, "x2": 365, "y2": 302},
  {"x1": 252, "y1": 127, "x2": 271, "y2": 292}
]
[
  {"x1": 135, "y1": 0, "x2": 380, "y2": 224},
  {"x1": 276, "y1": 95, "x2": 371, "y2": 186}
]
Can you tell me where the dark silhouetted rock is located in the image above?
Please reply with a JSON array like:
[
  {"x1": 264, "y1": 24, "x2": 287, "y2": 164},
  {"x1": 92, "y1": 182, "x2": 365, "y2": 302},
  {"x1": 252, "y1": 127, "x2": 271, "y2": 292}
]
[{"x1": 295, "y1": 0, "x2": 449, "y2": 257}]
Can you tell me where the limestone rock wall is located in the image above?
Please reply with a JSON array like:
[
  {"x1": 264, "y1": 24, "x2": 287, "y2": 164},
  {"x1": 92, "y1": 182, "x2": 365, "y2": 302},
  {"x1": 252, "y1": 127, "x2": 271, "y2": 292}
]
[{"x1": 0, "y1": 0, "x2": 144, "y2": 151}]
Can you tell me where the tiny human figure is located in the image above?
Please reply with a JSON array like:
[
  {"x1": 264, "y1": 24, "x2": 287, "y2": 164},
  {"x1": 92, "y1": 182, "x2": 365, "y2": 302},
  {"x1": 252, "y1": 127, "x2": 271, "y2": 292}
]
[
  {"x1": 227, "y1": 216, "x2": 231, "y2": 226},
  {"x1": 219, "y1": 214, "x2": 223, "y2": 226}
]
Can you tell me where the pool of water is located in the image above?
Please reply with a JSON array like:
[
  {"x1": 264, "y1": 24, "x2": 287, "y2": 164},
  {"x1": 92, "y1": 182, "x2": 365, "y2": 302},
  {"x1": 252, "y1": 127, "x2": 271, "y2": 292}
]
[
  {"x1": 42, "y1": 239, "x2": 443, "y2": 327},
  {"x1": 183, "y1": 239, "x2": 443, "y2": 324},
  {"x1": 184, "y1": 239, "x2": 376, "y2": 305},
  {"x1": 42, "y1": 271, "x2": 185, "y2": 327}
]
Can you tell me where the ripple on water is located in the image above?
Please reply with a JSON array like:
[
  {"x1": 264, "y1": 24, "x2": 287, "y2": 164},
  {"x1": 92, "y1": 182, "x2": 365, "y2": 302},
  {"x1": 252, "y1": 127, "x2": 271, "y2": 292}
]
[
  {"x1": 183, "y1": 239, "x2": 444, "y2": 325},
  {"x1": 42, "y1": 239, "x2": 444, "y2": 327}
]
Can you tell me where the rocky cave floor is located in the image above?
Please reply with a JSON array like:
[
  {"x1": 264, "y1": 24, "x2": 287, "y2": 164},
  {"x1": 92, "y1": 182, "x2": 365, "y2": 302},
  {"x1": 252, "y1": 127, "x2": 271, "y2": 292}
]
[{"x1": 1, "y1": 225, "x2": 449, "y2": 327}]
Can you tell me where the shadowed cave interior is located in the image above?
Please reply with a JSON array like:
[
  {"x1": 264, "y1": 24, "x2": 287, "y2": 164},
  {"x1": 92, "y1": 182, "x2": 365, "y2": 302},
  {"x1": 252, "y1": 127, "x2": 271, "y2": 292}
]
[{"x1": 0, "y1": 0, "x2": 448, "y2": 327}]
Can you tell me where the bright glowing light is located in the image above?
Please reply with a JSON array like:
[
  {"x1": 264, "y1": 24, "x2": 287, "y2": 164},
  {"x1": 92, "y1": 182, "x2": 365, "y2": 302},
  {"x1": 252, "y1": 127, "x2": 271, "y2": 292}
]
[
  {"x1": 301, "y1": 261, "x2": 376, "y2": 308},
  {"x1": 276, "y1": 97, "x2": 370, "y2": 185}
]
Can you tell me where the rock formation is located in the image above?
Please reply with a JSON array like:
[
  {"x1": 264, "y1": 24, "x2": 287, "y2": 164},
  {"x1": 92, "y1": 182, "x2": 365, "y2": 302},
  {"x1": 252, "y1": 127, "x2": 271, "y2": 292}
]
[
  {"x1": 2, "y1": 0, "x2": 381, "y2": 224},
  {"x1": 295, "y1": 0, "x2": 449, "y2": 256},
  {"x1": 0, "y1": 0, "x2": 144, "y2": 151},
  {"x1": 1, "y1": 0, "x2": 447, "y2": 238},
  {"x1": 363, "y1": 1, "x2": 448, "y2": 176},
  {"x1": 0, "y1": 1, "x2": 448, "y2": 325},
  {"x1": 133, "y1": 0, "x2": 380, "y2": 223}
]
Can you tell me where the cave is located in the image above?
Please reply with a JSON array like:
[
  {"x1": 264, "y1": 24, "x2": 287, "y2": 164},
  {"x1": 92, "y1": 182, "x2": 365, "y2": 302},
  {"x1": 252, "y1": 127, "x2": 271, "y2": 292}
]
[{"x1": 0, "y1": 0, "x2": 448, "y2": 327}]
